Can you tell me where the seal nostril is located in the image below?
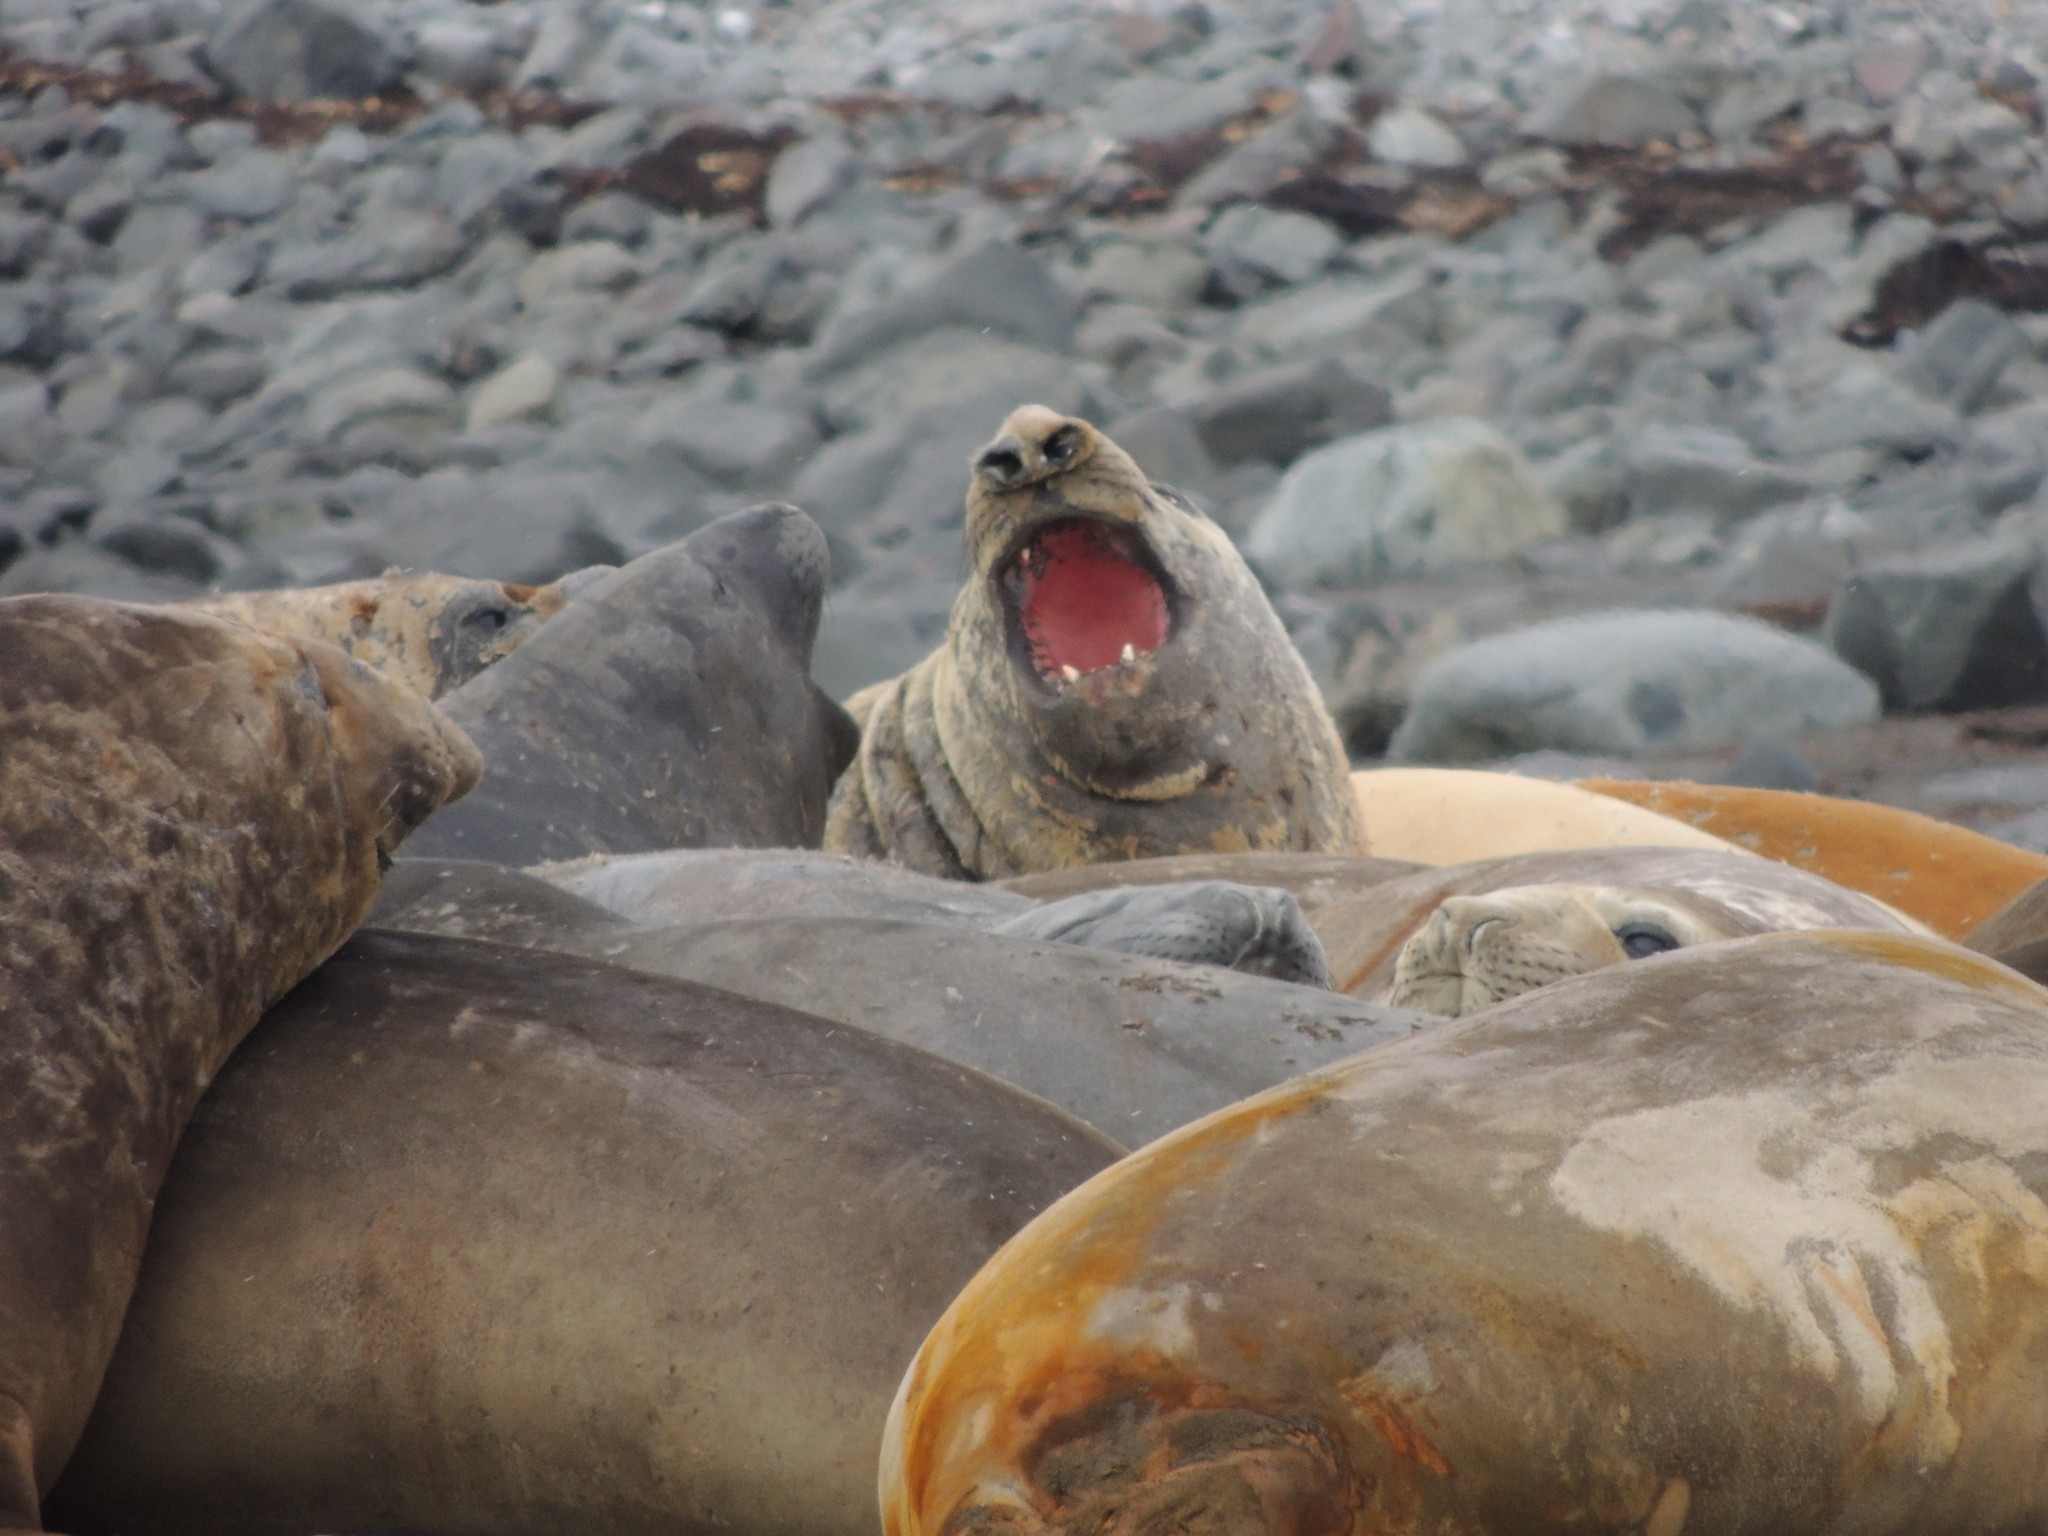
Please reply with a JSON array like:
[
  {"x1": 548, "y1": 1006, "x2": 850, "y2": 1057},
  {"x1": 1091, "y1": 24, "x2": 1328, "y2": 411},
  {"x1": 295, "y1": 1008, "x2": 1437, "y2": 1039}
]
[
  {"x1": 976, "y1": 440, "x2": 1026, "y2": 486},
  {"x1": 1042, "y1": 424, "x2": 1082, "y2": 466}
]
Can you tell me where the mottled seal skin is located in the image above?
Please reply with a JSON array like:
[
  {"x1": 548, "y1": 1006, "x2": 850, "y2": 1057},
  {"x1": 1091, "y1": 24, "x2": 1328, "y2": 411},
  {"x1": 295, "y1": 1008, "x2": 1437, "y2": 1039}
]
[
  {"x1": 49, "y1": 930, "x2": 1121, "y2": 1536},
  {"x1": 0, "y1": 594, "x2": 479, "y2": 1529},
  {"x1": 881, "y1": 932, "x2": 2048, "y2": 1536},
  {"x1": 824, "y1": 406, "x2": 1356, "y2": 878},
  {"x1": 403, "y1": 504, "x2": 859, "y2": 865},
  {"x1": 992, "y1": 881, "x2": 1331, "y2": 987},
  {"x1": 190, "y1": 570, "x2": 567, "y2": 699},
  {"x1": 1311, "y1": 844, "x2": 1923, "y2": 998},
  {"x1": 370, "y1": 864, "x2": 1420, "y2": 1145}
]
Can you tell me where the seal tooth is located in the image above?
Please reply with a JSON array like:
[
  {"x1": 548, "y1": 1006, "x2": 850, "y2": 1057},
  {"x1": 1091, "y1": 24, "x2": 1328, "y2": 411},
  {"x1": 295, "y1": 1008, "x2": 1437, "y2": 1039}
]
[
  {"x1": 1121, "y1": 643, "x2": 1135, "y2": 664},
  {"x1": 1061, "y1": 664, "x2": 1080, "y2": 683}
]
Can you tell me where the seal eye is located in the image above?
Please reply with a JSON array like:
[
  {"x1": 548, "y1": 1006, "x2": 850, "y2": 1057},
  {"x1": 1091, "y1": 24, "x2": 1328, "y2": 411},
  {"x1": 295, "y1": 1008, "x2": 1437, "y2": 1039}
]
[
  {"x1": 1615, "y1": 922, "x2": 1680, "y2": 959},
  {"x1": 1042, "y1": 424, "x2": 1083, "y2": 467}
]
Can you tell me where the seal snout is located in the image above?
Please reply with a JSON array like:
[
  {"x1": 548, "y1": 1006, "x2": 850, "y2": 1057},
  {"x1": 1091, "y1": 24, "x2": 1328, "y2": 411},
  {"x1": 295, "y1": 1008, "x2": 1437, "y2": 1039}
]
[{"x1": 970, "y1": 405, "x2": 1098, "y2": 494}]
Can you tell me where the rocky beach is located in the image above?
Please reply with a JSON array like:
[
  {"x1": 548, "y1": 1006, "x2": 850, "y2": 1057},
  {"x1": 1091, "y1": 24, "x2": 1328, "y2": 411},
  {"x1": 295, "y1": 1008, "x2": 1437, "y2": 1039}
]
[{"x1": 5, "y1": 0, "x2": 2048, "y2": 841}]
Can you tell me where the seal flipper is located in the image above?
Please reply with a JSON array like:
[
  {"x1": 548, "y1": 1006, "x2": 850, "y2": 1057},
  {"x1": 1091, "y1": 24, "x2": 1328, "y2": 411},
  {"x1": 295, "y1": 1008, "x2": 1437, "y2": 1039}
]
[{"x1": 995, "y1": 881, "x2": 1333, "y2": 988}]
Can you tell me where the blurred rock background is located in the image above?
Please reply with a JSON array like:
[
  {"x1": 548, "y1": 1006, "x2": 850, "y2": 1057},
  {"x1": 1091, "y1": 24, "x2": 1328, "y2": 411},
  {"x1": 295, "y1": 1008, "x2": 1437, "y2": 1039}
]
[{"x1": 7, "y1": 0, "x2": 2048, "y2": 842}]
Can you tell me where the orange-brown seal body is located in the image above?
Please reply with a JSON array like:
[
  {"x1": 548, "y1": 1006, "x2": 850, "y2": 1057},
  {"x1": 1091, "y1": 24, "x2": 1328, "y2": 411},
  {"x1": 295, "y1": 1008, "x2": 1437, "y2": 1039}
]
[
  {"x1": 190, "y1": 570, "x2": 566, "y2": 698},
  {"x1": 0, "y1": 595, "x2": 478, "y2": 1527},
  {"x1": 882, "y1": 931, "x2": 2048, "y2": 1536},
  {"x1": 1579, "y1": 778, "x2": 2048, "y2": 940},
  {"x1": 824, "y1": 406, "x2": 1357, "y2": 879}
]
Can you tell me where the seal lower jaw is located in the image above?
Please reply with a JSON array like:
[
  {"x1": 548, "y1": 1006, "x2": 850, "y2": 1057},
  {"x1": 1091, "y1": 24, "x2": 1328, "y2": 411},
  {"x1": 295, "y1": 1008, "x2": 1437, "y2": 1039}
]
[{"x1": 998, "y1": 518, "x2": 1174, "y2": 699}]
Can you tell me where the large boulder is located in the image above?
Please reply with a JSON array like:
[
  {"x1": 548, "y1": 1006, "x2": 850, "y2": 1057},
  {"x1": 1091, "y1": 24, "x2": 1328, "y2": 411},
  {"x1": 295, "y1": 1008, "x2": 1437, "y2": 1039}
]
[
  {"x1": 1244, "y1": 417, "x2": 1567, "y2": 588},
  {"x1": 1388, "y1": 610, "x2": 1881, "y2": 762},
  {"x1": 1827, "y1": 536, "x2": 2048, "y2": 712},
  {"x1": 205, "y1": 0, "x2": 406, "y2": 101}
]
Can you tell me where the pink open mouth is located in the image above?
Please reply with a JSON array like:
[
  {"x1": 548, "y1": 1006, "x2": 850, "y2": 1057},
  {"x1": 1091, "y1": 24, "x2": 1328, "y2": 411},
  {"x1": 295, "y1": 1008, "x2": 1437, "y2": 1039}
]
[{"x1": 1007, "y1": 520, "x2": 1170, "y2": 688}]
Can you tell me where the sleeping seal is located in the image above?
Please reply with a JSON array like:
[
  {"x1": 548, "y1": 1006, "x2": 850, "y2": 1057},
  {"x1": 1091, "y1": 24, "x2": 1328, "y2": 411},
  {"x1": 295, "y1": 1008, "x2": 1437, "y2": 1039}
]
[
  {"x1": 0, "y1": 594, "x2": 478, "y2": 1528},
  {"x1": 824, "y1": 405, "x2": 1357, "y2": 878},
  {"x1": 881, "y1": 930, "x2": 2048, "y2": 1536},
  {"x1": 189, "y1": 570, "x2": 566, "y2": 699},
  {"x1": 50, "y1": 931, "x2": 1120, "y2": 1536},
  {"x1": 1306, "y1": 844, "x2": 1924, "y2": 1004}
]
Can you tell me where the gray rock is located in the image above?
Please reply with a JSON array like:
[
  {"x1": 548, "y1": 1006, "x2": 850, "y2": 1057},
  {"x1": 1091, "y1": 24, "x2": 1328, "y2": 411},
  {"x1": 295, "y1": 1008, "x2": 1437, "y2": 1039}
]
[
  {"x1": 1523, "y1": 70, "x2": 1697, "y2": 147},
  {"x1": 810, "y1": 589, "x2": 946, "y2": 702},
  {"x1": 1898, "y1": 299, "x2": 2030, "y2": 413},
  {"x1": 413, "y1": 17, "x2": 506, "y2": 89},
  {"x1": 1100, "y1": 405, "x2": 1227, "y2": 505},
  {"x1": 264, "y1": 215, "x2": 469, "y2": 300},
  {"x1": 1366, "y1": 105, "x2": 1467, "y2": 168},
  {"x1": 0, "y1": 540, "x2": 204, "y2": 603},
  {"x1": 1624, "y1": 423, "x2": 1816, "y2": 521},
  {"x1": 1827, "y1": 536, "x2": 2048, "y2": 712},
  {"x1": 205, "y1": 0, "x2": 405, "y2": 101},
  {"x1": 559, "y1": 192, "x2": 653, "y2": 249},
  {"x1": 511, "y1": 9, "x2": 593, "y2": 92},
  {"x1": 1244, "y1": 417, "x2": 1568, "y2": 588},
  {"x1": 1751, "y1": 356, "x2": 1961, "y2": 460},
  {"x1": 178, "y1": 238, "x2": 268, "y2": 300},
  {"x1": 809, "y1": 240, "x2": 1077, "y2": 377},
  {"x1": 817, "y1": 329, "x2": 1095, "y2": 436},
  {"x1": 1389, "y1": 611, "x2": 1880, "y2": 763},
  {"x1": 163, "y1": 347, "x2": 269, "y2": 407},
  {"x1": 433, "y1": 136, "x2": 538, "y2": 228},
  {"x1": 188, "y1": 148, "x2": 296, "y2": 220},
  {"x1": 1233, "y1": 269, "x2": 1437, "y2": 366},
  {"x1": 464, "y1": 354, "x2": 558, "y2": 431},
  {"x1": 0, "y1": 212, "x2": 51, "y2": 280},
  {"x1": 1174, "y1": 108, "x2": 1330, "y2": 207},
  {"x1": 1077, "y1": 239, "x2": 1210, "y2": 310},
  {"x1": 305, "y1": 366, "x2": 454, "y2": 442},
  {"x1": 1189, "y1": 357, "x2": 1392, "y2": 468},
  {"x1": 1205, "y1": 204, "x2": 1340, "y2": 297},
  {"x1": 1718, "y1": 739, "x2": 1820, "y2": 793},
  {"x1": 765, "y1": 135, "x2": 857, "y2": 228},
  {"x1": 632, "y1": 395, "x2": 820, "y2": 488}
]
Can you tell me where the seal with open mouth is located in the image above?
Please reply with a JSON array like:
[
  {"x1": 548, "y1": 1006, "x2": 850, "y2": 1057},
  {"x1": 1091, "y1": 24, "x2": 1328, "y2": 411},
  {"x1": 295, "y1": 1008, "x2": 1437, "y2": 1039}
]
[{"x1": 823, "y1": 405, "x2": 1357, "y2": 878}]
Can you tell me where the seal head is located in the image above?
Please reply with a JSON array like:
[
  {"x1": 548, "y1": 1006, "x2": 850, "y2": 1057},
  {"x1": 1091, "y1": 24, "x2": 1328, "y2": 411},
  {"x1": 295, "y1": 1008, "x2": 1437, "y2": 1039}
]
[
  {"x1": 1389, "y1": 883, "x2": 1713, "y2": 1015},
  {"x1": 825, "y1": 406, "x2": 1357, "y2": 878}
]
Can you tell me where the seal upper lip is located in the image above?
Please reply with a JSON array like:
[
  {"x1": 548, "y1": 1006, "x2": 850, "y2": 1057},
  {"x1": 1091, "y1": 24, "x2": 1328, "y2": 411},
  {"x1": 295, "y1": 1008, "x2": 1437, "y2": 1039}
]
[{"x1": 996, "y1": 514, "x2": 1176, "y2": 693}]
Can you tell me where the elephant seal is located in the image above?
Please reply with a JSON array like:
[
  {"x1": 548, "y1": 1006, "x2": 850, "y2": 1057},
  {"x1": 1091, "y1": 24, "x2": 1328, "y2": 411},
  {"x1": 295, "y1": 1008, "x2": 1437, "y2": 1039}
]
[
  {"x1": 881, "y1": 931, "x2": 2048, "y2": 1536},
  {"x1": 1350, "y1": 767, "x2": 1738, "y2": 864},
  {"x1": 1580, "y1": 777, "x2": 2048, "y2": 940},
  {"x1": 0, "y1": 594, "x2": 479, "y2": 1528},
  {"x1": 536, "y1": 849, "x2": 1330, "y2": 985},
  {"x1": 189, "y1": 570, "x2": 566, "y2": 699},
  {"x1": 50, "y1": 929, "x2": 1121, "y2": 1536},
  {"x1": 404, "y1": 504, "x2": 859, "y2": 866},
  {"x1": 991, "y1": 883, "x2": 1330, "y2": 987},
  {"x1": 824, "y1": 406, "x2": 1357, "y2": 878},
  {"x1": 1963, "y1": 872, "x2": 2048, "y2": 984},
  {"x1": 999, "y1": 852, "x2": 1424, "y2": 911},
  {"x1": 1306, "y1": 844, "x2": 1922, "y2": 1000},
  {"x1": 371, "y1": 864, "x2": 1419, "y2": 1144}
]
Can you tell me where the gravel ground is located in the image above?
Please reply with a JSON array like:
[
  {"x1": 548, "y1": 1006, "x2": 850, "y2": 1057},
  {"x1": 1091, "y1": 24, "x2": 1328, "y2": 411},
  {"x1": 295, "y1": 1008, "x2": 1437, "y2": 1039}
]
[{"x1": 6, "y1": 0, "x2": 2048, "y2": 841}]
